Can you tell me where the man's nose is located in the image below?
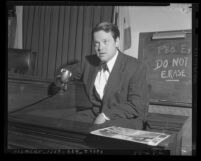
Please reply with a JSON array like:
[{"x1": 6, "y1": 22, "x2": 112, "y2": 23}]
[{"x1": 98, "y1": 43, "x2": 105, "y2": 51}]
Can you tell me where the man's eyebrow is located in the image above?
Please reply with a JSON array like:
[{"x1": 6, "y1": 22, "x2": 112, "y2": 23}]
[
  {"x1": 101, "y1": 38, "x2": 110, "y2": 42},
  {"x1": 94, "y1": 38, "x2": 109, "y2": 42}
]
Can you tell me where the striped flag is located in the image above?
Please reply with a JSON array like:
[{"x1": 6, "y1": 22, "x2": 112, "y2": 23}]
[{"x1": 113, "y1": 6, "x2": 131, "y2": 51}]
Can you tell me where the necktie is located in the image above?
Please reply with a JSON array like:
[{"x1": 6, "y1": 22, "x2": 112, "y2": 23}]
[
  {"x1": 94, "y1": 63, "x2": 110, "y2": 100},
  {"x1": 100, "y1": 63, "x2": 109, "y2": 72}
]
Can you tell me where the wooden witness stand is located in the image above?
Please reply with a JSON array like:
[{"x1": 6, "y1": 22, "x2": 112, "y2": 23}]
[{"x1": 7, "y1": 74, "x2": 188, "y2": 155}]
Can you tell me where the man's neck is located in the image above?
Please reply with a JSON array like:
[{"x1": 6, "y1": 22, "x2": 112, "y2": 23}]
[{"x1": 105, "y1": 50, "x2": 119, "y2": 73}]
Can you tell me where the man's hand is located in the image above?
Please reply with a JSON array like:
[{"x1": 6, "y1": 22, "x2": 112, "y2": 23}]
[{"x1": 94, "y1": 113, "x2": 107, "y2": 124}]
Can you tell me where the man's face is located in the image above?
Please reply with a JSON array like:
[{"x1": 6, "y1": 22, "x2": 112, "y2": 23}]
[{"x1": 93, "y1": 30, "x2": 119, "y2": 62}]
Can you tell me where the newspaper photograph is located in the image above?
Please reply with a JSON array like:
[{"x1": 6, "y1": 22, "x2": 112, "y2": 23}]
[{"x1": 90, "y1": 126, "x2": 170, "y2": 146}]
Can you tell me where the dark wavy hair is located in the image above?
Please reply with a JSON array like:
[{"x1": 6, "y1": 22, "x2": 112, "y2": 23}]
[{"x1": 92, "y1": 22, "x2": 120, "y2": 41}]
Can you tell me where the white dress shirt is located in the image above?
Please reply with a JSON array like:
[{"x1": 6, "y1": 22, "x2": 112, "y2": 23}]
[{"x1": 94, "y1": 50, "x2": 119, "y2": 120}]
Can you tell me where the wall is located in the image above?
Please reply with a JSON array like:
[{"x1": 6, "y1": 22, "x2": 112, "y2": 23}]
[
  {"x1": 124, "y1": 4, "x2": 192, "y2": 58},
  {"x1": 123, "y1": 4, "x2": 192, "y2": 155}
]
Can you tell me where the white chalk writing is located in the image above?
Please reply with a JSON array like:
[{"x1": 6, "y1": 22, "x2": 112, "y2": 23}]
[
  {"x1": 160, "y1": 69, "x2": 186, "y2": 79},
  {"x1": 153, "y1": 56, "x2": 189, "y2": 81},
  {"x1": 181, "y1": 44, "x2": 191, "y2": 54},
  {"x1": 157, "y1": 44, "x2": 191, "y2": 55},
  {"x1": 172, "y1": 57, "x2": 188, "y2": 67},
  {"x1": 154, "y1": 59, "x2": 168, "y2": 70},
  {"x1": 158, "y1": 45, "x2": 176, "y2": 55}
]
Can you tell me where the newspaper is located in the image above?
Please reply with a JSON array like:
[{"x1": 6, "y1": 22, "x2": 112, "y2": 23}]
[{"x1": 90, "y1": 126, "x2": 170, "y2": 146}]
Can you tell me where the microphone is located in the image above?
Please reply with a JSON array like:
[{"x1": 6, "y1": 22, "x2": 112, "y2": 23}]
[
  {"x1": 55, "y1": 68, "x2": 72, "y2": 91},
  {"x1": 60, "y1": 68, "x2": 72, "y2": 83}
]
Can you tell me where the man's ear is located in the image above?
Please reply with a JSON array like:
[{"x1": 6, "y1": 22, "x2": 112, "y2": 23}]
[{"x1": 115, "y1": 37, "x2": 120, "y2": 48}]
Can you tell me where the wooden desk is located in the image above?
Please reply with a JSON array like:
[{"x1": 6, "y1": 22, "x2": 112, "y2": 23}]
[
  {"x1": 8, "y1": 73, "x2": 52, "y2": 113},
  {"x1": 7, "y1": 78, "x2": 188, "y2": 155},
  {"x1": 8, "y1": 112, "x2": 177, "y2": 155}
]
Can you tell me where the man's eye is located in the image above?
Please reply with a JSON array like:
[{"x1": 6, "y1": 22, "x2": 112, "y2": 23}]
[
  {"x1": 94, "y1": 42, "x2": 99, "y2": 46},
  {"x1": 103, "y1": 40, "x2": 108, "y2": 44}
]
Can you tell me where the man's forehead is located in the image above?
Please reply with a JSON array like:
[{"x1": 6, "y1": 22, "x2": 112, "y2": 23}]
[{"x1": 93, "y1": 30, "x2": 113, "y2": 40}]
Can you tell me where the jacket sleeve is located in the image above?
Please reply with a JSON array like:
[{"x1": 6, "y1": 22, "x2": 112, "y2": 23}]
[{"x1": 102, "y1": 63, "x2": 149, "y2": 121}]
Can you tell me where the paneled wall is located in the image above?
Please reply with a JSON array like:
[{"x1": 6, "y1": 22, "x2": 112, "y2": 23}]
[
  {"x1": 23, "y1": 6, "x2": 114, "y2": 80},
  {"x1": 149, "y1": 105, "x2": 192, "y2": 155}
]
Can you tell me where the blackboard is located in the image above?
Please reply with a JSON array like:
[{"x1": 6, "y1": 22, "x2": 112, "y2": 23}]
[{"x1": 138, "y1": 30, "x2": 192, "y2": 107}]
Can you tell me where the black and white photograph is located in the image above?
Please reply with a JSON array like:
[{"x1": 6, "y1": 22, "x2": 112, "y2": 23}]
[{"x1": 6, "y1": 2, "x2": 197, "y2": 156}]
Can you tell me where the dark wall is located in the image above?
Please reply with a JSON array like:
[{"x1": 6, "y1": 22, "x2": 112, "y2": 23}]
[{"x1": 23, "y1": 6, "x2": 114, "y2": 80}]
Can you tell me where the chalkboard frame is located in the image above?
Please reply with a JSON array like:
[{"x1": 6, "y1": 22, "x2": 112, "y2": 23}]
[{"x1": 138, "y1": 30, "x2": 192, "y2": 108}]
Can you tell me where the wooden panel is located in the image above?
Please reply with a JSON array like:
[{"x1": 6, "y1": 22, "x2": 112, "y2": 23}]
[
  {"x1": 31, "y1": 7, "x2": 40, "y2": 56},
  {"x1": 42, "y1": 7, "x2": 51, "y2": 78},
  {"x1": 62, "y1": 6, "x2": 71, "y2": 65},
  {"x1": 23, "y1": 6, "x2": 29, "y2": 48},
  {"x1": 22, "y1": 6, "x2": 114, "y2": 80},
  {"x1": 55, "y1": 6, "x2": 65, "y2": 71},
  {"x1": 8, "y1": 125, "x2": 90, "y2": 149},
  {"x1": 92, "y1": 6, "x2": 101, "y2": 28},
  {"x1": 26, "y1": 6, "x2": 35, "y2": 49},
  {"x1": 74, "y1": 6, "x2": 84, "y2": 63},
  {"x1": 101, "y1": 6, "x2": 113, "y2": 22},
  {"x1": 8, "y1": 110, "x2": 185, "y2": 155},
  {"x1": 67, "y1": 6, "x2": 78, "y2": 64},
  {"x1": 47, "y1": 7, "x2": 60, "y2": 79},
  {"x1": 148, "y1": 104, "x2": 192, "y2": 155},
  {"x1": 8, "y1": 73, "x2": 52, "y2": 113},
  {"x1": 36, "y1": 6, "x2": 46, "y2": 76},
  {"x1": 82, "y1": 6, "x2": 93, "y2": 58}
]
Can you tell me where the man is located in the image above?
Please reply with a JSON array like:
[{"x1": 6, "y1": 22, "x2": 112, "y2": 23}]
[{"x1": 54, "y1": 22, "x2": 149, "y2": 129}]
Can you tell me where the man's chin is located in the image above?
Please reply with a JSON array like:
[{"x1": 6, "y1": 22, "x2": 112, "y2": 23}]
[{"x1": 99, "y1": 57, "x2": 107, "y2": 62}]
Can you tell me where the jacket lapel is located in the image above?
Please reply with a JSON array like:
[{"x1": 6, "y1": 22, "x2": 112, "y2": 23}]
[
  {"x1": 102, "y1": 52, "x2": 125, "y2": 103},
  {"x1": 87, "y1": 65, "x2": 100, "y2": 100}
]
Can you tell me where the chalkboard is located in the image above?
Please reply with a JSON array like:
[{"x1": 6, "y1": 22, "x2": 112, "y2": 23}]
[{"x1": 138, "y1": 30, "x2": 192, "y2": 106}]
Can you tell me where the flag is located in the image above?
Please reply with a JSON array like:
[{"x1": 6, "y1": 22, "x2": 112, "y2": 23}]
[
  {"x1": 14, "y1": 6, "x2": 23, "y2": 49},
  {"x1": 113, "y1": 6, "x2": 131, "y2": 51}
]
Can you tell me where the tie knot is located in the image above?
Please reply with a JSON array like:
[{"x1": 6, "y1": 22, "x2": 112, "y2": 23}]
[{"x1": 100, "y1": 63, "x2": 109, "y2": 72}]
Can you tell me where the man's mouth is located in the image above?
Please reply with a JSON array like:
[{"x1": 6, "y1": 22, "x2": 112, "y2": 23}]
[{"x1": 99, "y1": 53, "x2": 106, "y2": 56}]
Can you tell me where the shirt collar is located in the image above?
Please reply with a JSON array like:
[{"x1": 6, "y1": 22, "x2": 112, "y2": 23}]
[{"x1": 106, "y1": 50, "x2": 119, "y2": 73}]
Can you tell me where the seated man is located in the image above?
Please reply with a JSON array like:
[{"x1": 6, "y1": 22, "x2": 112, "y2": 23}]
[{"x1": 53, "y1": 22, "x2": 149, "y2": 129}]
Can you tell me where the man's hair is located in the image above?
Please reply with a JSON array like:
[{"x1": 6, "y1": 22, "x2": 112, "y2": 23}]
[{"x1": 92, "y1": 22, "x2": 120, "y2": 40}]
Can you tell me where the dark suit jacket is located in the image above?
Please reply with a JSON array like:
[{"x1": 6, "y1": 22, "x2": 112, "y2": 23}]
[{"x1": 63, "y1": 51, "x2": 149, "y2": 129}]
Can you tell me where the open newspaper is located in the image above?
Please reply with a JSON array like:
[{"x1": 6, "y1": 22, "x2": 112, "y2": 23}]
[{"x1": 90, "y1": 126, "x2": 170, "y2": 146}]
